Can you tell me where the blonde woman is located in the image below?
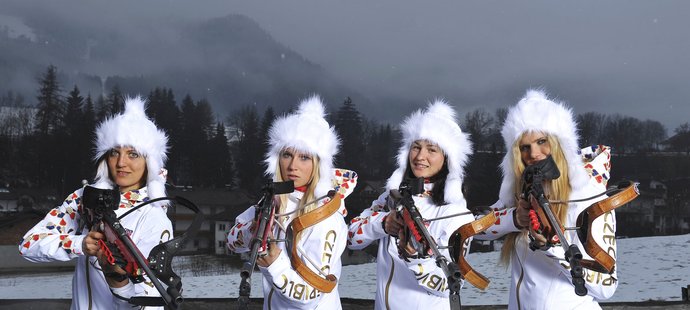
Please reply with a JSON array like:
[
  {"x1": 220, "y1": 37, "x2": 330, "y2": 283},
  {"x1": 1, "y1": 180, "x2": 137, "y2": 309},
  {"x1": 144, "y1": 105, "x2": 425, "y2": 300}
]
[
  {"x1": 348, "y1": 101, "x2": 474, "y2": 310},
  {"x1": 476, "y1": 90, "x2": 617, "y2": 309},
  {"x1": 227, "y1": 96, "x2": 357, "y2": 309}
]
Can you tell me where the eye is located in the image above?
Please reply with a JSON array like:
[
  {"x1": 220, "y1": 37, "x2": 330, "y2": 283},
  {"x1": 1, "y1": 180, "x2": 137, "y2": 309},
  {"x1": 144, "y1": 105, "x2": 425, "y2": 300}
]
[
  {"x1": 281, "y1": 151, "x2": 293, "y2": 159},
  {"x1": 537, "y1": 138, "x2": 547, "y2": 145},
  {"x1": 411, "y1": 145, "x2": 421, "y2": 151},
  {"x1": 128, "y1": 151, "x2": 140, "y2": 159},
  {"x1": 300, "y1": 154, "x2": 312, "y2": 161},
  {"x1": 108, "y1": 149, "x2": 119, "y2": 157},
  {"x1": 519, "y1": 145, "x2": 530, "y2": 153}
]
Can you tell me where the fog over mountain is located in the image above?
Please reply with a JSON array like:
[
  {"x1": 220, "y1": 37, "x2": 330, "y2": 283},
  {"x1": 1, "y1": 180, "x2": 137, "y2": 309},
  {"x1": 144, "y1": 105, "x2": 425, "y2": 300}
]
[{"x1": 1, "y1": 0, "x2": 689, "y2": 130}]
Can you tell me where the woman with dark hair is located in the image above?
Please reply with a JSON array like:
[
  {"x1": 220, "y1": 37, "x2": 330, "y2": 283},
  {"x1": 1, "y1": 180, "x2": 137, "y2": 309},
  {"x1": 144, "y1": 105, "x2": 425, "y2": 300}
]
[
  {"x1": 475, "y1": 90, "x2": 617, "y2": 309},
  {"x1": 348, "y1": 101, "x2": 474, "y2": 310},
  {"x1": 20, "y1": 97, "x2": 173, "y2": 309},
  {"x1": 227, "y1": 96, "x2": 357, "y2": 309}
]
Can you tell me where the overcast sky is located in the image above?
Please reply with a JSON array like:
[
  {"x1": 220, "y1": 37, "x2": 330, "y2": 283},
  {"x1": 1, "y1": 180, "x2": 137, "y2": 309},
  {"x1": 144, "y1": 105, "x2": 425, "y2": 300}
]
[{"x1": 3, "y1": 0, "x2": 689, "y2": 131}]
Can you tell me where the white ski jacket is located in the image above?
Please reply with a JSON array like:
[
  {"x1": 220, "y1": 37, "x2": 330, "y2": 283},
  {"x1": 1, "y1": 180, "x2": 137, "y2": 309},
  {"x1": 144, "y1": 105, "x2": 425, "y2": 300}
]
[
  {"x1": 227, "y1": 169, "x2": 358, "y2": 310},
  {"x1": 475, "y1": 146, "x2": 618, "y2": 310},
  {"x1": 19, "y1": 186, "x2": 173, "y2": 310},
  {"x1": 347, "y1": 183, "x2": 474, "y2": 310}
]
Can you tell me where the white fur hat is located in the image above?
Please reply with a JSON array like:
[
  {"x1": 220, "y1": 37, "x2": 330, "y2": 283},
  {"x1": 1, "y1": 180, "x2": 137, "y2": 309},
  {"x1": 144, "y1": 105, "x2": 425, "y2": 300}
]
[
  {"x1": 498, "y1": 89, "x2": 589, "y2": 205},
  {"x1": 92, "y1": 96, "x2": 169, "y2": 207},
  {"x1": 264, "y1": 95, "x2": 339, "y2": 197},
  {"x1": 386, "y1": 100, "x2": 472, "y2": 205}
]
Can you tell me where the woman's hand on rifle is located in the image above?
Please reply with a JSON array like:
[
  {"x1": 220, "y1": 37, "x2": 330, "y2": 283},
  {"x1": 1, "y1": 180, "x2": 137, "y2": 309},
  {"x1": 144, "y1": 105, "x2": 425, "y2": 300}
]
[
  {"x1": 97, "y1": 249, "x2": 129, "y2": 288},
  {"x1": 383, "y1": 210, "x2": 403, "y2": 237},
  {"x1": 515, "y1": 196, "x2": 547, "y2": 248},
  {"x1": 396, "y1": 225, "x2": 419, "y2": 256},
  {"x1": 82, "y1": 230, "x2": 104, "y2": 257},
  {"x1": 257, "y1": 230, "x2": 282, "y2": 268}
]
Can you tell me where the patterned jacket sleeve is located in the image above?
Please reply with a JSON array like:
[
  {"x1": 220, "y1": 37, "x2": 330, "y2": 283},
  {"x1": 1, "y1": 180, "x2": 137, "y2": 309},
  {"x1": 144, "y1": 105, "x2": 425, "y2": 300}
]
[
  {"x1": 19, "y1": 189, "x2": 87, "y2": 261},
  {"x1": 575, "y1": 144, "x2": 617, "y2": 300},
  {"x1": 227, "y1": 206, "x2": 257, "y2": 253},
  {"x1": 472, "y1": 201, "x2": 521, "y2": 241},
  {"x1": 347, "y1": 191, "x2": 390, "y2": 249}
]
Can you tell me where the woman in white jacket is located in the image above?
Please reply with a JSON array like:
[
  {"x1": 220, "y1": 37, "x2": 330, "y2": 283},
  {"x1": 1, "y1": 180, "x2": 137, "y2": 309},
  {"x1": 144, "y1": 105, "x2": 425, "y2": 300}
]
[
  {"x1": 348, "y1": 101, "x2": 474, "y2": 310},
  {"x1": 227, "y1": 95, "x2": 357, "y2": 309},
  {"x1": 475, "y1": 90, "x2": 617, "y2": 309},
  {"x1": 19, "y1": 97, "x2": 173, "y2": 309}
]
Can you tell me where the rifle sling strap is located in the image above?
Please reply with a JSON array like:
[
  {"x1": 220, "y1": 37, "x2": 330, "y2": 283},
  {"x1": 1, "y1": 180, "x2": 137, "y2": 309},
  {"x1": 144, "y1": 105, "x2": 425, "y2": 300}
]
[
  {"x1": 450, "y1": 212, "x2": 496, "y2": 290},
  {"x1": 577, "y1": 182, "x2": 639, "y2": 274},
  {"x1": 288, "y1": 194, "x2": 342, "y2": 293}
]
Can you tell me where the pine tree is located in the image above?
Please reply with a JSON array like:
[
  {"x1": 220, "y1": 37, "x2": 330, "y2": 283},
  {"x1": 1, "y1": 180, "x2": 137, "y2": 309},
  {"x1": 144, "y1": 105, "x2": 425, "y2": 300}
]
[
  {"x1": 107, "y1": 84, "x2": 124, "y2": 115},
  {"x1": 95, "y1": 95, "x2": 109, "y2": 122},
  {"x1": 33, "y1": 65, "x2": 66, "y2": 189},
  {"x1": 34, "y1": 65, "x2": 63, "y2": 135},
  {"x1": 83, "y1": 94, "x2": 97, "y2": 138},
  {"x1": 333, "y1": 97, "x2": 364, "y2": 172},
  {"x1": 259, "y1": 106, "x2": 276, "y2": 158},
  {"x1": 360, "y1": 121, "x2": 397, "y2": 179},
  {"x1": 147, "y1": 88, "x2": 180, "y2": 183},
  {"x1": 234, "y1": 105, "x2": 263, "y2": 191},
  {"x1": 82, "y1": 94, "x2": 97, "y2": 175},
  {"x1": 61, "y1": 86, "x2": 87, "y2": 190},
  {"x1": 208, "y1": 122, "x2": 235, "y2": 188},
  {"x1": 176, "y1": 94, "x2": 196, "y2": 184}
]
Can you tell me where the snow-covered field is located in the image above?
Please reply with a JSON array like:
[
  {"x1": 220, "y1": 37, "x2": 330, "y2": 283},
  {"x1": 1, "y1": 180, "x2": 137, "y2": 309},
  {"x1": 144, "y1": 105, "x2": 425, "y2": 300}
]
[{"x1": 1, "y1": 234, "x2": 688, "y2": 305}]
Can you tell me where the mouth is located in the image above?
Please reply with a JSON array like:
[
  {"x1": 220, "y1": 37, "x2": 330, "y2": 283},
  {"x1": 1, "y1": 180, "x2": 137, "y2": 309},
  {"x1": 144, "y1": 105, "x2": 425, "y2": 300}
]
[
  {"x1": 413, "y1": 163, "x2": 428, "y2": 170},
  {"x1": 287, "y1": 174, "x2": 299, "y2": 180},
  {"x1": 116, "y1": 171, "x2": 131, "y2": 177}
]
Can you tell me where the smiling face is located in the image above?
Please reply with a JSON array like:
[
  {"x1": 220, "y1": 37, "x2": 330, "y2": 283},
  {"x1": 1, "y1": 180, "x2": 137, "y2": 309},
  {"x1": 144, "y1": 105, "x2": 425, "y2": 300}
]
[
  {"x1": 408, "y1": 140, "x2": 445, "y2": 179},
  {"x1": 279, "y1": 148, "x2": 315, "y2": 188},
  {"x1": 519, "y1": 131, "x2": 552, "y2": 166},
  {"x1": 107, "y1": 146, "x2": 147, "y2": 192}
]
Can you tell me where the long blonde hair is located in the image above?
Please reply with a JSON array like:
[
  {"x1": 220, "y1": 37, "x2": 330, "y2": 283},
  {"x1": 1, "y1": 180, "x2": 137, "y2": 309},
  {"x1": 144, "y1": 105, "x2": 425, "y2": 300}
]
[
  {"x1": 274, "y1": 150, "x2": 321, "y2": 243},
  {"x1": 499, "y1": 132, "x2": 572, "y2": 265}
]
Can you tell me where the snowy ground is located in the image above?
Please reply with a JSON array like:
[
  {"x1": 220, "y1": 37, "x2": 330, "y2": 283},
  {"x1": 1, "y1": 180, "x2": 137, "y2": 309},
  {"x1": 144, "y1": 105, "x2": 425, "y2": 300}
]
[{"x1": 1, "y1": 234, "x2": 688, "y2": 305}]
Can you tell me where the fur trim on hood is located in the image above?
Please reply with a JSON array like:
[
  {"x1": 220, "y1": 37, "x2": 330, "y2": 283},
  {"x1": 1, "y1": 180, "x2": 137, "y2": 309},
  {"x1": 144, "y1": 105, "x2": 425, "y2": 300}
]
[
  {"x1": 386, "y1": 100, "x2": 473, "y2": 205},
  {"x1": 92, "y1": 96, "x2": 169, "y2": 207},
  {"x1": 498, "y1": 89, "x2": 589, "y2": 205},
  {"x1": 264, "y1": 95, "x2": 339, "y2": 197}
]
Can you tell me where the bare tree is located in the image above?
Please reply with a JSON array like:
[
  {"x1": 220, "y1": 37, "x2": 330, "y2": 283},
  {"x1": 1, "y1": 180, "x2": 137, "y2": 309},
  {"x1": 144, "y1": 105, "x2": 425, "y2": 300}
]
[{"x1": 463, "y1": 109, "x2": 494, "y2": 152}]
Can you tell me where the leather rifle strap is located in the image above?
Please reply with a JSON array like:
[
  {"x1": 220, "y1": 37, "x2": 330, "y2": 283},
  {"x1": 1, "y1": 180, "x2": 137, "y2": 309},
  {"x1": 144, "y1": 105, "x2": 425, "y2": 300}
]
[
  {"x1": 450, "y1": 212, "x2": 496, "y2": 290},
  {"x1": 288, "y1": 194, "x2": 342, "y2": 293},
  {"x1": 578, "y1": 183, "x2": 639, "y2": 273}
]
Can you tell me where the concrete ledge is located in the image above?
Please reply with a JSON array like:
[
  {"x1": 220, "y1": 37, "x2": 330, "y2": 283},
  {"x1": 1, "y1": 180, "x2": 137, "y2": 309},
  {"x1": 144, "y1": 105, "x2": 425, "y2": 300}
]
[{"x1": 1, "y1": 299, "x2": 688, "y2": 310}]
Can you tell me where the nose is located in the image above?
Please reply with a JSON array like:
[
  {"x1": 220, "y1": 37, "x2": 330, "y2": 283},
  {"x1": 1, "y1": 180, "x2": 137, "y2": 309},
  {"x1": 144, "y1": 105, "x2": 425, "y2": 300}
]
[
  {"x1": 116, "y1": 154, "x2": 127, "y2": 167},
  {"x1": 287, "y1": 157, "x2": 296, "y2": 171},
  {"x1": 414, "y1": 148, "x2": 426, "y2": 161},
  {"x1": 530, "y1": 145, "x2": 543, "y2": 162}
]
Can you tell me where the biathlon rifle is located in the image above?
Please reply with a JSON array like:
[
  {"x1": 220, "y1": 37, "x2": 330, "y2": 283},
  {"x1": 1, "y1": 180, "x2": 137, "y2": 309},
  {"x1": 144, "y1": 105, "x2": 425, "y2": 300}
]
[
  {"x1": 521, "y1": 155, "x2": 588, "y2": 296},
  {"x1": 237, "y1": 180, "x2": 294, "y2": 310},
  {"x1": 390, "y1": 178, "x2": 463, "y2": 310},
  {"x1": 81, "y1": 185, "x2": 204, "y2": 309}
]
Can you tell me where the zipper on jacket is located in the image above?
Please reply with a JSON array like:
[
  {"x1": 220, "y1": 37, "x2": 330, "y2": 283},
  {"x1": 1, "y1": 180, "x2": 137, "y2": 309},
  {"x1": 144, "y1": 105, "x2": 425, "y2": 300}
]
[
  {"x1": 515, "y1": 251, "x2": 524, "y2": 310},
  {"x1": 384, "y1": 237, "x2": 395, "y2": 310},
  {"x1": 268, "y1": 287, "x2": 274, "y2": 310},
  {"x1": 85, "y1": 258, "x2": 93, "y2": 310}
]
